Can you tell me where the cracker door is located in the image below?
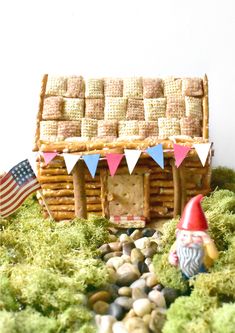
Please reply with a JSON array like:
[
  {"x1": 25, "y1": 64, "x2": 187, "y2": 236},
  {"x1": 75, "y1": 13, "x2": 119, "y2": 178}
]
[{"x1": 107, "y1": 174, "x2": 144, "y2": 215}]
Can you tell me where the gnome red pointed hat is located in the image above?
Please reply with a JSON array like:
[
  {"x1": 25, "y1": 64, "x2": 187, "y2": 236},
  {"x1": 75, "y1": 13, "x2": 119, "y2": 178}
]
[{"x1": 177, "y1": 194, "x2": 208, "y2": 231}]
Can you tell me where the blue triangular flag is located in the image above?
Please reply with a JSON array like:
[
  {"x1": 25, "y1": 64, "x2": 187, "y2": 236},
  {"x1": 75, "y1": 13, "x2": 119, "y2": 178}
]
[
  {"x1": 146, "y1": 144, "x2": 164, "y2": 169},
  {"x1": 83, "y1": 154, "x2": 100, "y2": 178}
]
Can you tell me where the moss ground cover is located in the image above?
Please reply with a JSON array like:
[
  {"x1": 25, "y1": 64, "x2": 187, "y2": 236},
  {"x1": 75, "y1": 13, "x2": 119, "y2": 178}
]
[
  {"x1": 211, "y1": 166, "x2": 235, "y2": 193},
  {"x1": 0, "y1": 196, "x2": 110, "y2": 333}
]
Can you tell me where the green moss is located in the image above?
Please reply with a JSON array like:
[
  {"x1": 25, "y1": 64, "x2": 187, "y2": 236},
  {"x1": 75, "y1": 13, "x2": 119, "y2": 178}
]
[
  {"x1": 0, "y1": 195, "x2": 110, "y2": 331},
  {"x1": 76, "y1": 324, "x2": 97, "y2": 333},
  {"x1": 211, "y1": 167, "x2": 235, "y2": 193},
  {"x1": 158, "y1": 218, "x2": 179, "y2": 252},
  {"x1": 0, "y1": 274, "x2": 20, "y2": 311},
  {"x1": 214, "y1": 236, "x2": 235, "y2": 270},
  {"x1": 200, "y1": 190, "x2": 235, "y2": 251},
  {"x1": 202, "y1": 189, "x2": 235, "y2": 214},
  {"x1": 153, "y1": 253, "x2": 188, "y2": 293},
  {"x1": 0, "y1": 311, "x2": 17, "y2": 333},
  {"x1": 162, "y1": 293, "x2": 218, "y2": 333},
  {"x1": 15, "y1": 308, "x2": 58, "y2": 333},
  {"x1": 192, "y1": 270, "x2": 235, "y2": 302},
  {"x1": 211, "y1": 303, "x2": 235, "y2": 333},
  {"x1": 57, "y1": 305, "x2": 96, "y2": 332}
]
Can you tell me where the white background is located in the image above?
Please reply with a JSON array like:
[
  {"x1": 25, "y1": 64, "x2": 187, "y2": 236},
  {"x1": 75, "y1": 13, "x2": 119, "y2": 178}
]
[{"x1": 0, "y1": 0, "x2": 234, "y2": 172}]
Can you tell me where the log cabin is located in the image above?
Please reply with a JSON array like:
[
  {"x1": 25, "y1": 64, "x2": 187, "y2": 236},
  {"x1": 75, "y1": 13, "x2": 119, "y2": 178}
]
[{"x1": 33, "y1": 75, "x2": 211, "y2": 227}]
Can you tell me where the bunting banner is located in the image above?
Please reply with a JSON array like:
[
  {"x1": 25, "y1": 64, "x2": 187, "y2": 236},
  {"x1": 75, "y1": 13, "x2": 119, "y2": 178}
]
[
  {"x1": 63, "y1": 153, "x2": 81, "y2": 174},
  {"x1": 124, "y1": 149, "x2": 142, "y2": 174},
  {"x1": 106, "y1": 153, "x2": 124, "y2": 177},
  {"x1": 83, "y1": 154, "x2": 100, "y2": 178},
  {"x1": 146, "y1": 144, "x2": 164, "y2": 169},
  {"x1": 173, "y1": 144, "x2": 191, "y2": 168},
  {"x1": 34, "y1": 142, "x2": 212, "y2": 179},
  {"x1": 42, "y1": 152, "x2": 57, "y2": 166},
  {"x1": 193, "y1": 143, "x2": 212, "y2": 167}
]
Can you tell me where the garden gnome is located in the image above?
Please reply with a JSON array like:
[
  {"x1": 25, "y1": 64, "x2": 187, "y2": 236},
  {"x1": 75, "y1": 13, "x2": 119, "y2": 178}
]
[{"x1": 169, "y1": 194, "x2": 219, "y2": 278}]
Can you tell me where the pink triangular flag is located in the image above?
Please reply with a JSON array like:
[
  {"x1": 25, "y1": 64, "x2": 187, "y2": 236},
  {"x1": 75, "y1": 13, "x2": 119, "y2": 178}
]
[
  {"x1": 63, "y1": 153, "x2": 81, "y2": 174},
  {"x1": 173, "y1": 144, "x2": 191, "y2": 168},
  {"x1": 42, "y1": 152, "x2": 57, "y2": 165},
  {"x1": 106, "y1": 153, "x2": 124, "y2": 177},
  {"x1": 193, "y1": 143, "x2": 212, "y2": 166},
  {"x1": 124, "y1": 149, "x2": 142, "y2": 174}
]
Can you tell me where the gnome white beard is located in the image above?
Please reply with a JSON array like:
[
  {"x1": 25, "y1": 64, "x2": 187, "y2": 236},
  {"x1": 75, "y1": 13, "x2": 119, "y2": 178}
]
[{"x1": 176, "y1": 243, "x2": 204, "y2": 278}]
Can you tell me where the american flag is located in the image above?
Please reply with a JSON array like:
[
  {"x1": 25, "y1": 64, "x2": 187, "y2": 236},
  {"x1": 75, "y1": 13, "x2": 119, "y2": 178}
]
[{"x1": 0, "y1": 159, "x2": 41, "y2": 218}]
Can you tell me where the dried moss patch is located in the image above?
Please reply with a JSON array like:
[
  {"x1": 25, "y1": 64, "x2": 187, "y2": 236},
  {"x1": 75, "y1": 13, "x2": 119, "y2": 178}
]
[
  {"x1": 211, "y1": 166, "x2": 235, "y2": 193},
  {"x1": 0, "y1": 195, "x2": 110, "y2": 332}
]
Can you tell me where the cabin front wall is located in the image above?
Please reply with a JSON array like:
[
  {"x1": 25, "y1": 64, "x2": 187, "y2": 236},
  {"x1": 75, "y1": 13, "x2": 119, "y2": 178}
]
[{"x1": 37, "y1": 154, "x2": 211, "y2": 223}]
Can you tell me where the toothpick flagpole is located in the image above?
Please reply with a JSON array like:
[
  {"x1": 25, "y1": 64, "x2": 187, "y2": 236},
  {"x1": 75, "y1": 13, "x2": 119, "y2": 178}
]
[{"x1": 38, "y1": 189, "x2": 54, "y2": 221}]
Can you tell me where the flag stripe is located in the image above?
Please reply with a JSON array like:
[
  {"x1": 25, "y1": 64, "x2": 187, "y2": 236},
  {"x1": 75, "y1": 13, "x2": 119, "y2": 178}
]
[
  {"x1": 1, "y1": 177, "x2": 37, "y2": 204},
  {"x1": 0, "y1": 183, "x2": 41, "y2": 216},
  {"x1": 1, "y1": 181, "x2": 20, "y2": 202},
  {"x1": 0, "y1": 177, "x2": 16, "y2": 196},
  {"x1": 1, "y1": 179, "x2": 40, "y2": 210},
  {"x1": 0, "y1": 174, "x2": 13, "y2": 191}
]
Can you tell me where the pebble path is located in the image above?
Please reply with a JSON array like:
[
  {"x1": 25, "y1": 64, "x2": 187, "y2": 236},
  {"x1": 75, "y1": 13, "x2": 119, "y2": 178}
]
[{"x1": 88, "y1": 227, "x2": 181, "y2": 333}]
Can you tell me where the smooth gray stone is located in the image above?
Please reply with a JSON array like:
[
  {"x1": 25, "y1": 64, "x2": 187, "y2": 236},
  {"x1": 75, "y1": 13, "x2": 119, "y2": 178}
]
[
  {"x1": 106, "y1": 256, "x2": 124, "y2": 270},
  {"x1": 142, "y1": 228, "x2": 156, "y2": 237},
  {"x1": 108, "y1": 302, "x2": 126, "y2": 320},
  {"x1": 126, "y1": 228, "x2": 136, "y2": 236},
  {"x1": 141, "y1": 242, "x2": 158, "y2": 258},
  {"x1": 114, "y1": 296, "x2": 133, "y2": 310},
  {"x1": 103, "y1": 251, "x2": 123, "y2": 261},
  {"x1": 130, "y1": 278, "x2": 146, "y2": 289},
  {"x1": 153, "y1": 283, "x2": 164, "y2": 291},
  {"x1": 116, "y1": 263, "x2": 141, "y2": 286},
  {"x1": 132, "y1": 287, "x2": 148, "y2": 300},
  {"x1": 138, "y1": 261, "x2": 149, "y2": 274},
  {"x1": 122, "y1": 242, "x2": 135, "y2": 256},
  {"x1": 116, "y1": 272, "x2": 139, "y2": 286},
  {"x1": 152, "y1": 230, "x2": 163, "y2": 239},
  {"x1": 148, "y1": 290, "x2": 166, "y2": 307},
  {"x1": 119, "y1": 234, "x2": 131, "y2": 243},
  {"x1": 134, "y1": 237, "x2": 151, "y2": 250},
  {"x1": 108, "y1": 241, "x2": 122, "y2": 252},
  {"x1": 98, "y1": 243, "x2": 111, "y2": 256},
  {"x1": 162, "y1": 287, "x2": 181, "y2": 307},
  {"x1": 149, "y1": 308, "x2": 167, "y2": 333},
  {"x1": 130, "y1": 248, "x2": 145, "y2": 264}
]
